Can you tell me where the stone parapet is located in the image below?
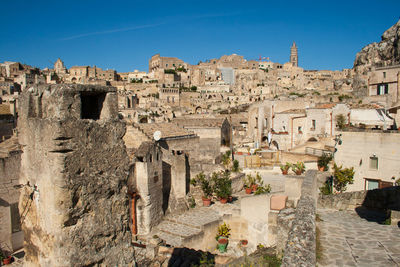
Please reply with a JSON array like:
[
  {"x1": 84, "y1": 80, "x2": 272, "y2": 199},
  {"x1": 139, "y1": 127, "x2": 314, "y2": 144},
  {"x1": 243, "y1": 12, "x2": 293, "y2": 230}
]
[
  {"x1": 318, "y1": 186, "x2": 400, "y2": 211},
  {"x1": 280, "y1": 170, "x2": 318, "y2": 267}
]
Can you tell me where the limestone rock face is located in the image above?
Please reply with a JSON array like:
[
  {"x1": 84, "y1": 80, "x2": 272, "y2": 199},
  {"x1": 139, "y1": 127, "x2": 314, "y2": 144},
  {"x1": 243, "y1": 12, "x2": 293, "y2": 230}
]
[
  {"x1": 18, "y1": 84, "x2": 134, "y2": 266},
  {"x1": 354, "y1": 20, "x2": 400, "y2": 69}
]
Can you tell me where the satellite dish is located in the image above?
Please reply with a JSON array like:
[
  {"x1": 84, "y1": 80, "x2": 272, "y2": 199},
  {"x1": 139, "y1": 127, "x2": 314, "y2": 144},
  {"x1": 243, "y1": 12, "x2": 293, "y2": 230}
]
[{"x1": 153, "y1": 131, "x2": 162, "y2": 141}]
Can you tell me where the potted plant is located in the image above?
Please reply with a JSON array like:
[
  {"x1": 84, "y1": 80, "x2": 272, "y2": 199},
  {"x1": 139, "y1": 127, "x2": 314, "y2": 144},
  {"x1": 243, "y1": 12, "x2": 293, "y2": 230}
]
[
  {"x1": 280, "y1": 163, "x2": 291, "y2": 175},
  {"x1": 244, "y1": 174, "x2": 255, "y2": 194},
  {"x1": 213, "y1": 171, "x2": 232, "y2": 204},
  {"x1": 216, "y1": 222, "x2": 231, "y2": 253},
  {"x1": 193, "y1": 172, "x2": 213, "y2": 206},
  {"x1": 317, "y1": 153, "x2": 332, "y2": 171},
  {"x1": 240, "y1": 239, "x2": 248, "y2": 247},
  {"x1": 252, "y1": 173, "x2": 263, "y2": 192},
  {"x1": 291, "y1": 161, "x2": 305, "y2": 175}
]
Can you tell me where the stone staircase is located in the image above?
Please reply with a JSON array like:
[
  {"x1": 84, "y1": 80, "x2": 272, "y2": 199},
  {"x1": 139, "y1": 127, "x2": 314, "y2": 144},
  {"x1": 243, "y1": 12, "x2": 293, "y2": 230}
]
[{"x1": 154, "y1": 207, "x2": 222, "y2": 247}]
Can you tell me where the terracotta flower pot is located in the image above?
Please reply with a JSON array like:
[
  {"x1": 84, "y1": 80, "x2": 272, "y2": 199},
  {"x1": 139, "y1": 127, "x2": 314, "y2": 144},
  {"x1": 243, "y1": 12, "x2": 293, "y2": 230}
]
[
  {"x1": 318, "y1": 166, "x2": 325, "y2": 172},
  {"x1": 217, "y1": 237, "x2": 228, "y2": 253},
  {"x1": 245, "y1": 187, "x2": 252, "y2": 194},
  {"x1": 220, "y1": 198, "x2": 228, "y2": 204},
  {"x1": 228, "y1": 196, "x2": 233, "y2": 202},
  {"x1": 3, "y1": 256, "x2": 12, "y2": 265},
  {"x1": 295, "y1": 170, "x2": 303, "y2": 175},
  {"x1": 202, "y1": 197, "x2": 211, "y2": 207},
  {"x1": 281, "y1": 170, "x2": 288, "y2": 175},
  {"x1": 240, "y1": 239, "x2": 248, "y2": 247},
  {"x1": 251, "y1": 184, "x2": 258, "y2": 192}
]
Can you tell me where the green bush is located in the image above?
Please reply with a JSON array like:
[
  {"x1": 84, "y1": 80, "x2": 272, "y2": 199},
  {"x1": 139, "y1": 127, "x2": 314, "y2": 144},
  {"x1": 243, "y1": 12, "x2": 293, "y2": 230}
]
[
  {"x1": 333, "y1": 164, "x2": 354, "y2": 192},
  {"x1": 232, "y1": 159, "x2": 240, "y2": 172}
]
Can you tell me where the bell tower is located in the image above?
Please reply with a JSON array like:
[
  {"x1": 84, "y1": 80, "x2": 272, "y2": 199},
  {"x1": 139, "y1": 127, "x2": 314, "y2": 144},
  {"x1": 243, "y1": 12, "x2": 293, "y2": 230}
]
[{"x1": 290, "y1": 42, "x2": 298, "y2": 67}]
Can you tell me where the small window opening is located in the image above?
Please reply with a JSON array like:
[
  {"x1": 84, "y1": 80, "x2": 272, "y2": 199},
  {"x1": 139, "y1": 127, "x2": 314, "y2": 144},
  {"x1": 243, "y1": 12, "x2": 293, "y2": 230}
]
[
  {"x1": 369, "y1": 156, "x2": 378, "y2": 170},
  {"x1": 81, "y1": 92, "x2": 106, "y2": 120}
]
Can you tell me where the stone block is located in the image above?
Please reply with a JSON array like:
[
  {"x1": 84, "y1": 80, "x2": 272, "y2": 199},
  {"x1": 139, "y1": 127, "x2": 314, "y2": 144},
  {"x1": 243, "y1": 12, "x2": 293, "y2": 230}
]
[
  {"x1": 270, "y1": 195, "x2": 288, "y2": 211},
  {"x1": 391, "y1": 210, "x2": 400, "y2": 226}
]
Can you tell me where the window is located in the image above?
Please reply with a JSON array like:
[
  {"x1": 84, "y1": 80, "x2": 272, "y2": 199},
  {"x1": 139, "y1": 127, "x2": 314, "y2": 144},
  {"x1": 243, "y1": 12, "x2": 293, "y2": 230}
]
[
  {"x1": 383, "y1": 72, "x2": 386, "y2": 79},
  {"x1": 377, "y1": 84, "x2": 388, "y2": 95},
  {"x1": 298, "y1": 126, "x2": 302, "y2": 133},
  {"x1": 311, "y1": 120, "x2": 316, "y2": 130},
  {"x1": 369, "y1": 156, "x2": 378, "y2": 170}
]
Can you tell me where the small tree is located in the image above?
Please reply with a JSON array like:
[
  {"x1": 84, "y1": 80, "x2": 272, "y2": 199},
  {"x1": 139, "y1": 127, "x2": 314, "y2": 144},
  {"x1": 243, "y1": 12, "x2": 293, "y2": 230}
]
[
  {"x1": 335, "y1": 114, "x2": 346, "y2": 130},
  {"x1": 333, "y1": 164, "x2": 354, "y2": 192},
  {"x1": 221, "y1": 151, "x2": 232, "y2": 169},
  {"x1": 232, "y1": 160, "x2": 240, "y2": 172}
]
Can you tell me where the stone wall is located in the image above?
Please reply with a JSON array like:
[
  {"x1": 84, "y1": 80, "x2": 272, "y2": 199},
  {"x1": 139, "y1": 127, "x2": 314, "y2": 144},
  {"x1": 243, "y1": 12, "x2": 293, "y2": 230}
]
[
  {"x1": 318, "y1": 186, "x2": 400, "y2": 211},
  {"x1": 279, "y1": 170, "x2": 318, "y2": 267},
  {"x1": 18, "y1": 84, "x2": 134, "y2": 266},
  {"x1": 0, "y1": 144, "x2": 23, "y2": 252}
]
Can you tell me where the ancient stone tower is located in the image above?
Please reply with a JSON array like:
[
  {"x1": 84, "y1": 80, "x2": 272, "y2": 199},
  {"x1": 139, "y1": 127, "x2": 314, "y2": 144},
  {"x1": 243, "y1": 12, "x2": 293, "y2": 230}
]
[
  {"x1": 18, "y1": 84, "x2": 134, "y2": 266},
  {"x1": 290, "y1": 42, "x2": 298, "y2": 67}
]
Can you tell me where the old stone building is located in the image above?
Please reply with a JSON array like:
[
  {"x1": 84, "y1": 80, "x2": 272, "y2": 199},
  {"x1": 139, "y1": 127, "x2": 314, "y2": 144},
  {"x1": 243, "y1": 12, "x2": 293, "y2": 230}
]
[
  {"x1": 18, "y1": 84, "x2": 134, "y2": 266},
  {"x1": 0, "y1": 137, "x2": 23, "y2": 254},
  {"x1": 335, "y1": 130, "x2": 400, "y2": 191}
]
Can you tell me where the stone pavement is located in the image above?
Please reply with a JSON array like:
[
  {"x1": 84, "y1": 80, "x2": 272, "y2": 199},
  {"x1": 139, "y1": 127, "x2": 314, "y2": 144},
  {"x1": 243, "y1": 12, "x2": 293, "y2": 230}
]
[{"x1": 317, "y1": 209, "x2": 400, "y2": 267}]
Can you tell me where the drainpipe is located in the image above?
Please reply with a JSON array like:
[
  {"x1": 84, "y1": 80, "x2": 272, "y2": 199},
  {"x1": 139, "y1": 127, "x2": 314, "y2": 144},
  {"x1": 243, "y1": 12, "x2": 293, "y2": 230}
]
[{"x1": 130, "y1": 192, "x2": 138, "y2": 239}]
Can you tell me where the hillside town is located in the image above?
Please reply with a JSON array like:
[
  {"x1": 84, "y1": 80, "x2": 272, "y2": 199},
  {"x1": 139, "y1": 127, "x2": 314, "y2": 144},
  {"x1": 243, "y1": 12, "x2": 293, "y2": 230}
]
[{"x1": 0, "y1": 18, "x2": 399, "y2": 267}]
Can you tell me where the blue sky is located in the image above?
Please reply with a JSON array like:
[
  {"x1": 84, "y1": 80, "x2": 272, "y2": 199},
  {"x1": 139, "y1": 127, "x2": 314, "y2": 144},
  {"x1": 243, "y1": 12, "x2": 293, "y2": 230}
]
[{"x1": 0, "y1": 0, "x2": 399, "y2": 72}]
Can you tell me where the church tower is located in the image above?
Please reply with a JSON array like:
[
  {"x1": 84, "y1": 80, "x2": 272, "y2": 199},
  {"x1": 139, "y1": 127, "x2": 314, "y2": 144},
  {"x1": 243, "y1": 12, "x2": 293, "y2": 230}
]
[{"x1": 290, "y1": 42, "x2": 298, "y2": 67}]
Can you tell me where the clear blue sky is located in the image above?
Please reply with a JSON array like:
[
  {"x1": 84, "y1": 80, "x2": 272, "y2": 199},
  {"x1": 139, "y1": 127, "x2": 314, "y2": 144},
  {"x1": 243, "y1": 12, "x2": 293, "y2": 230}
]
[{"x1": 1, "y1": 0, "x2": 399, "y2": 72}]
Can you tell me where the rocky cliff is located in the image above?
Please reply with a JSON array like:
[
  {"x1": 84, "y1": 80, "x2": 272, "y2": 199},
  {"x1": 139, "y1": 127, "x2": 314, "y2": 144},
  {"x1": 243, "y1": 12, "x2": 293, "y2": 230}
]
[{"x1": 354, "y1": 20, "x2": 400, "y2": 70}]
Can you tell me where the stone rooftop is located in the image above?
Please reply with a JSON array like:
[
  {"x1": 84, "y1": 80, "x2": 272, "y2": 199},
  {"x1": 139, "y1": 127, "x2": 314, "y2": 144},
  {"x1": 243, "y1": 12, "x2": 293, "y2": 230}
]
[
  {"x1": 136, "y1": 122, "x2": 196, "y2": 140},
  {"x1": 174, "y1": 117, "x2": 226, "y2": 127},
  {"x1": 276, "y1": 109, "x2": 306, "y2": 114}
]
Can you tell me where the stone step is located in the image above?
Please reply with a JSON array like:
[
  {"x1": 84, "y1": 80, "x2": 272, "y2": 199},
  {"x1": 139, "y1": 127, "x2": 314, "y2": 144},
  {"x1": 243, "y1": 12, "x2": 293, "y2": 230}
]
[
  {"x1": 155, "y1": 231, "x2": 184, "y2": 247},
  {"x1": 165, "y1": 207, "x2": 221, "y2": 229},
  {"x1": 157, "y1": 220, "x2": 202, "y2": 239}
]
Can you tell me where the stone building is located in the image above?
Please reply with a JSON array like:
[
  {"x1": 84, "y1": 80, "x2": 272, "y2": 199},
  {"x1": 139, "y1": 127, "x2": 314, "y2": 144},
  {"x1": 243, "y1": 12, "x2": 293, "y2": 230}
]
[
  {"x1": 18, "y1": 84, "x2": 134, "y2": 266},
  {"x1": 335, "y1": 130, "x2": 400, "y2": 191},
  {"x1": 128, "y1": 142, "x2": 164, "y2": 236},
  {"x1": 124, "y1": 123, "x2": 197, "y2": 213},
  {"x1": 149, "y1": 54, "x2": 187, "y2": 73},
  {"x1": 367, "y1": 64, "x2": 400, "y2": 106},
  {"x1": 159, "y1": 88, "x2": 180, "y2": 106},
  {"x1": 53, "y1": 58, "x2": 67, "y2": 75},
  {"x1": 0, "y1": 137, "x2": 23, "y2": 254},
  {"x1": 290, "y1": 42, "x2": 298, "y2": 67}
]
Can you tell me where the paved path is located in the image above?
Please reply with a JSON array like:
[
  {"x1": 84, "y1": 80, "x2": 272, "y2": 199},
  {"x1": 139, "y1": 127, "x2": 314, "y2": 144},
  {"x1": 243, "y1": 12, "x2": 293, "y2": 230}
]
[{"x1": 317, "y1": 209, "x2": 400, "y2": 267}]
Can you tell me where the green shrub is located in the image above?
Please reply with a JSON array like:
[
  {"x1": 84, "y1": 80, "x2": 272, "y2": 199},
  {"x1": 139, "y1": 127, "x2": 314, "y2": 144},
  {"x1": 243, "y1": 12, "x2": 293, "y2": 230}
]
[{"x1": 333, "y1": 164, "x2": 354, "y2": 192}]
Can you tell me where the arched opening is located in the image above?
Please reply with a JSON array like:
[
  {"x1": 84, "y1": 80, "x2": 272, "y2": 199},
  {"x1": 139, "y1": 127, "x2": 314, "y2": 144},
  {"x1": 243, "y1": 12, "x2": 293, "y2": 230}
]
[
  {"x1": 271, "y1": 140, "x2": 279, "y2": 150},
  {"x1": 262, "y1": 136, "x2": 268, "y2": 142},
  {"x1": 307, "y1": 137, "x2": 318, "y2": 142},
  {"x1": 195, "y1": 106, "x2": 202, "y2": 114}
]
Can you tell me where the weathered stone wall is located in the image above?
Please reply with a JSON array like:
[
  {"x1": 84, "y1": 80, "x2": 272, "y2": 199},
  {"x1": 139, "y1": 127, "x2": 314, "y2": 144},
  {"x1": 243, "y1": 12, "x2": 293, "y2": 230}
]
[
  {"x1": 318, "y1": 186, "x2": 400, "y2": 211},
  {"x1": 0, "y1": 145, "x2": 23, "y2": 252},
  {"x1": 279, "y1": 170, "x2": 318, "y2": 267},
  {"x1": 18, "y1": 84, "x2": 134, "y2": 266}
]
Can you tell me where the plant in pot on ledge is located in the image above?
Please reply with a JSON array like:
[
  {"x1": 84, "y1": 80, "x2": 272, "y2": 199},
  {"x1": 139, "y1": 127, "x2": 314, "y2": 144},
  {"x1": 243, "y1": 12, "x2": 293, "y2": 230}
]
[
  {"x1": 244, "y1": 174, "x2": 255, "y2": 194},
  {"x1": 291, "y1": 161, "x2": 306, "y2": 175},
  {"x1": 280, "y1": 162, "x2": 291, "y2": 175},
  {"x1": 213, "y1": 171, "x2": 232, "y2": 204},
  {"x1": 216, "y1": 222, "x2": 231, "y2": 253},
  {"x1": 317, "y1": 153, "x2": 332, "y2": 171},
  {"x1": 192, "y1": 172, "x2": 213, "y2": 206}
]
